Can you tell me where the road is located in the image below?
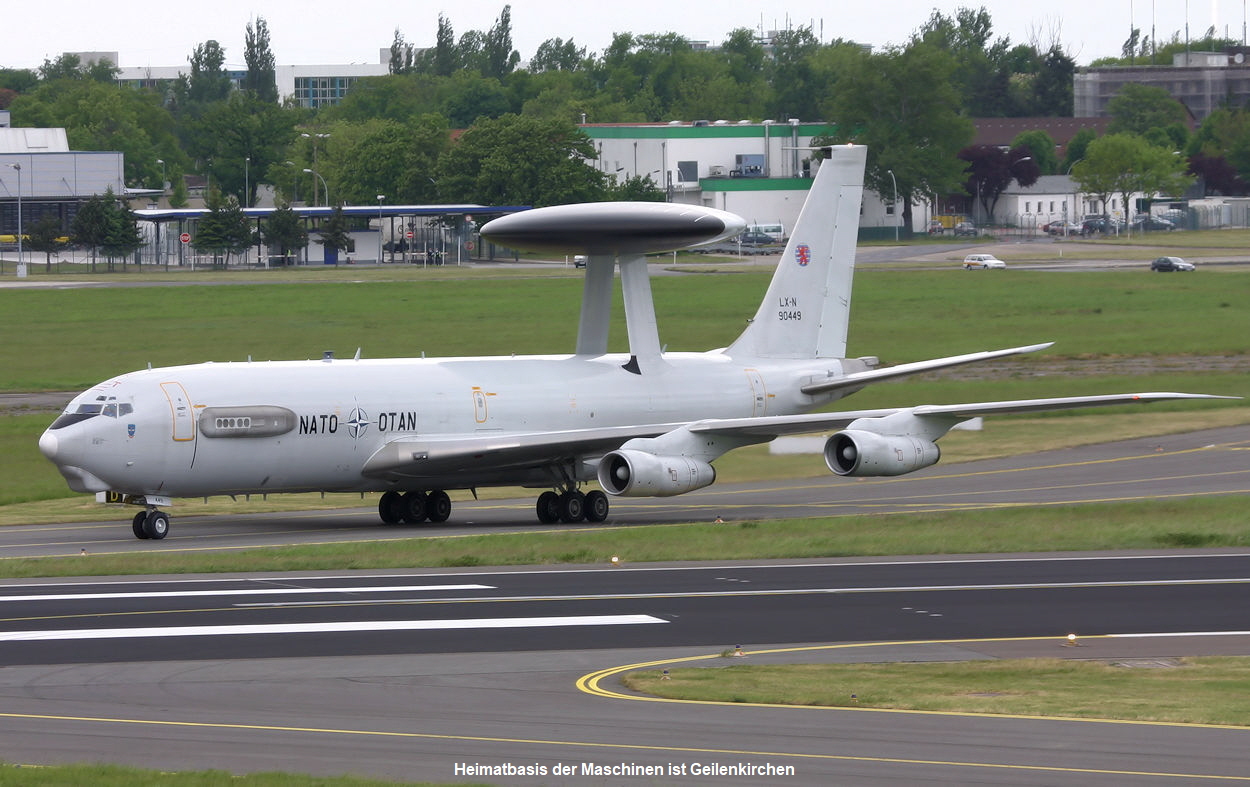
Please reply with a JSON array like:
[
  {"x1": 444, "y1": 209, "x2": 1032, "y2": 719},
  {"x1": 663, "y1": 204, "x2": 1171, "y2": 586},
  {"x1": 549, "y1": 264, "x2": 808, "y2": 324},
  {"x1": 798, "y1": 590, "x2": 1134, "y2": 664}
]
[{"x1": 4, "y1": 424, "x2": 1248, "y2": 557}]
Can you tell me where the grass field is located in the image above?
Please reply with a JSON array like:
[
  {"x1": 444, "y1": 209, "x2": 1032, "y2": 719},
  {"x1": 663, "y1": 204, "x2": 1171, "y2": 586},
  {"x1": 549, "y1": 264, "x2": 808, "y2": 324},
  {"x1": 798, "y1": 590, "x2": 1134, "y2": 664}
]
[
  {"x1": 623, "y1": 656, "x2": 1250, "y2": 726},
  {"x1": 3, "y1": 267, "x2": 1248, "y2": 391}
]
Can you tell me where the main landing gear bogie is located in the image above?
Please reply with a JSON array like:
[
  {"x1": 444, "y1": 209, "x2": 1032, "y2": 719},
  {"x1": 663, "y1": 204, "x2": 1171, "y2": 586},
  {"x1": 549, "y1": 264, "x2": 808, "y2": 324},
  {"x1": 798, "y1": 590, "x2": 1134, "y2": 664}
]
[
  {"x1": 536, "y1": 489, "x2": 609, "y2": 524},
  {"x1": 131, "y1": 509, "x2": 170, "y2": 540},
  {"x1": 378, "y1": 489, "x2": 453, "y2": 525}
]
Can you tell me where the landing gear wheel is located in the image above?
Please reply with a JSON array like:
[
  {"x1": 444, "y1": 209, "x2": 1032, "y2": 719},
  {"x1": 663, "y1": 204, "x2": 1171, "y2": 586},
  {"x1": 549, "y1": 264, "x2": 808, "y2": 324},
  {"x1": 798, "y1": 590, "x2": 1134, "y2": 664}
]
[
  {"x1": 132, "y1": 510, "x2": 150, "y2": 539},
  {"x1": 379, "y1": 491, "x2": 404, "y2": 524},
  {"x1": 402, "y1": 491, "x2": 428, "y2": 524},
  {"x1": 143, "y1": 510, "x2": 170, "y2": 540},
  {"x1": 584, "y1": 490, "x2": 610, "y2": 522},
  {"x1": 536, "y1": 491, "x2": 560, "y2": 524},
  {"x1": 558, "y1": 491, "x2": 585, "y2": 523},
  {"x1": 426, "y1": 490, "x2": 452, "y2": 523}
]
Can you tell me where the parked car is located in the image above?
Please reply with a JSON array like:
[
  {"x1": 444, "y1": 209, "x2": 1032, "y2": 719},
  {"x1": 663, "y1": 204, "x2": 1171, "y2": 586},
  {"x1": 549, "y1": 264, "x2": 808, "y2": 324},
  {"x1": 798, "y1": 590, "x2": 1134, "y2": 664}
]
[
  {"x1": 737, "y1": 231, "x2": 774, "y2": 246},
  {"x1": 963, "y1": 253, "x2": 1005, "y2": 269},
  {"x1": 928, "y1": 219, "x2": 945, "y2": 235},
  {"x1": 1131, "y1": 215, "x2": 1175, "y2": 232},
  {"x1": 1080, "y1": 217, "x2": 1124, "y2": 235},
  {"x1": 1045, "y1": 221, "x2": 1081, "y2": 236},
  {"x1": 1150, "y1": 256, "x2": 1195, "y2": 272},
  {"x1": 952, "y1": 222, "x2": 977, "y2": 237}
]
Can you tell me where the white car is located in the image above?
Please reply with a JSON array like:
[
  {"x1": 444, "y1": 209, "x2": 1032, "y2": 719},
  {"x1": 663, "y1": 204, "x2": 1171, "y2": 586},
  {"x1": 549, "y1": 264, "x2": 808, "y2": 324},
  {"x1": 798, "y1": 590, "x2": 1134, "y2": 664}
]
[{"x1": 963, "y1": 253, "x2": 1005, "y2": 270}]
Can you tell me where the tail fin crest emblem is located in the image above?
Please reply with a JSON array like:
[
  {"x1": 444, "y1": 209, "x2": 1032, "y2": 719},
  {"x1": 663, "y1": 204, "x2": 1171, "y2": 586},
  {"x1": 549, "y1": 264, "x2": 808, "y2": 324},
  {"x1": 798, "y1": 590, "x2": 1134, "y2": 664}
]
[{"x1": 794, "y1": 244, "x2": 811, "y2": 267}]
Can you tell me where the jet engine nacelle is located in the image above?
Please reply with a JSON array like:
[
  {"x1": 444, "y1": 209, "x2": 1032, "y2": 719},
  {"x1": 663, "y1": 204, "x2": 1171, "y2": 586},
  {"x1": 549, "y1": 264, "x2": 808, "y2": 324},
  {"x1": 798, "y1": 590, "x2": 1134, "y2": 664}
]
[
  {"x1": 823, "y1": 430, "x2": 941, "y2": 477},
  {"x1": 597, "y1": 450, "x2": 716, "y2": 497}
]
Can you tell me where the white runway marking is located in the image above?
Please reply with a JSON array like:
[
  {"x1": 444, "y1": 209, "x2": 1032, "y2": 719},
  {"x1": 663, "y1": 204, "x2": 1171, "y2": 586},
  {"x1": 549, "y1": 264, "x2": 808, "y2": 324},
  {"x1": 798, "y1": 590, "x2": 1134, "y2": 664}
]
[
  {"x1": 0, "y1": 584, "x2": 495, "y2": 602},
  {"x1": 0, "y1": 614, "x2": 668, "y2": 641}
]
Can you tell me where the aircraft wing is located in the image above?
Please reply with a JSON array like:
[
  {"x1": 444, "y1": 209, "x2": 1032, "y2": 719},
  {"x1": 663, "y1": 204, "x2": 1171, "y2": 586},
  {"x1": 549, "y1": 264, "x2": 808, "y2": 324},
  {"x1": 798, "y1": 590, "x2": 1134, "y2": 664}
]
[
  {"x1": 800, "y1": 342, "x2": 1054, "y2": 395},
  {"x1": 361, "y1": 392, "x2": 1232, "y2": 484},
  {"x1": 688, "y1": 392, "x2": 1235, "y2": 439},
  {"x1": 361, "y1": 422, "x2": 689, "y2": 481}
]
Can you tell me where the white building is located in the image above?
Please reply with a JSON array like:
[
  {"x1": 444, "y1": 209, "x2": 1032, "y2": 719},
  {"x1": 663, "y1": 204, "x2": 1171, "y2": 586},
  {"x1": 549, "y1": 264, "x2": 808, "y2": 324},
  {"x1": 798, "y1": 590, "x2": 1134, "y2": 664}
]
[
  {"x1": 109, "y1": 53, "x2": 390, "y2": 109},
  {"x1": 0, "y1": 124, "x2": 125, "y2": 239},
  {"x1": 583, "y1": 121, "x2": 922, "y2": 238}
]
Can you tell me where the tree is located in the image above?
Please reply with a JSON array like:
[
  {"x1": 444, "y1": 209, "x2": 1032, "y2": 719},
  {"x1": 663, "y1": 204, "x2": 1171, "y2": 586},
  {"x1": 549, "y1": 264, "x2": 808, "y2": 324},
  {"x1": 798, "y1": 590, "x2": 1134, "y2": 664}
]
[
  {"x1": 432, "y1": 15, "x2": 458, "y2": 76},
  {"x1": 320, "y1": 116, "x2": 449, "y2": 205},
  {"x1": 182, "y1": 41, "x2": 232, "y2": 107},
  {"x1": 1031, "y1": 45, "x2": 1075, "y2": 116},
  {"x1": 1189, "y1": 107, "x2": 1250, "y2": 185},
  {"x1": 1107, "y1": 84, "x2": 1188, "y2": 136},
  {"x1": 482, "y1": 5, "x2": 521, "y2": 79},
  {"x1": 315, "y1": 205, "x2": 352, "y2": 264},
  {"x1": 607, "y1": 174, "x2": 665, "y2": 201},
  {"x1": 1062, "y1": 127, "x2": 1098, "y2": 173},
  {"x1": 531, "y1": 38, "x2": 587, "y2": 73},
  {"x1": 1072, "y1": 133, "x2": 1193, "y2": 236},
  {"x1": 185, "y1": 92, "x2": 300, "y2": 207},
  {"x1": 102, "y1": 201, "x2": 144, "y2": 269},
  {"x1": 435, "y1": 114, "x2": 606, "y2": 206},
  {"x1": 1010, "y1": 130, "x2": 1059, "y2": 175},
  {"x1": 959, "y1": 144, "x2": 1041, "y2": 220},
  {"x1": 259, "y1": 202, "x2": 308, "y2": 265},
  {"x1": 243, "y1": 17, "x2": 279, "y2": 104},
  {"x1": 821, "y1": 42, "x2": 975, "y2": 233},
  {"x1": 71, "y1": 192, "x2": 114, "y2": 271},
  {"x1": 27, "y1": 214, "x2": 68, "y2": 272},
  {"x1": 193, "y1": 189, "x2": 252, "y2": 267}
]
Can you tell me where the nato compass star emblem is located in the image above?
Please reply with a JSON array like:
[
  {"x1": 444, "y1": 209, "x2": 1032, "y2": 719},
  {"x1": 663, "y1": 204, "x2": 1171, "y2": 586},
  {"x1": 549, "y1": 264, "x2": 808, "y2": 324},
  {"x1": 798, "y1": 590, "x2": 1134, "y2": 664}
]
[
  {"x1": 794, "y1": 243, "x2": 811, "y2": 266},
  {"x1": 346, "y1": 408, "x2": 370, "y2": 439}
]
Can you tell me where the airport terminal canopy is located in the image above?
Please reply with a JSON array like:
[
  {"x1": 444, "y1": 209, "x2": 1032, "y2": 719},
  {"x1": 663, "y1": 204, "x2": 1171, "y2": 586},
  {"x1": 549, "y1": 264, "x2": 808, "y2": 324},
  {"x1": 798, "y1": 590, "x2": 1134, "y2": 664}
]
[{"x1": 131, "y1": 204, "x2": 529, "y2": 223}]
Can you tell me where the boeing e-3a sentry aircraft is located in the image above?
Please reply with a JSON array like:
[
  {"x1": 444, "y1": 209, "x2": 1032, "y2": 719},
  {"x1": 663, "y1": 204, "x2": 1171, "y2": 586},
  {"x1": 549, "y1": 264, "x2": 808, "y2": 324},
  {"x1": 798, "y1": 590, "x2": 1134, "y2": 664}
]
[{"x1": 39, "y1": 145, "x2": 1226, "y2": 540}]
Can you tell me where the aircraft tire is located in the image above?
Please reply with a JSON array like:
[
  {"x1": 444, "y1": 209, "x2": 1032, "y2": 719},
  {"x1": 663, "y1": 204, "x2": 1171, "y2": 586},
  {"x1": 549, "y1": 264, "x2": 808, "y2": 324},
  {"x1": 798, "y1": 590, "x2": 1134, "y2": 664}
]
[
  {"x1": 132, "y1": 510, "x2": 150, "y2": 539},
  {"x1": 536, "y1": 491, "x2": 560, "y2": 524},
  {"x1": 402, "y1": 491, "x2": 428, "y2": 524},
  {"x1": 143, "y1": 510, "x2": 170, "y2": 540},
  {"x1": 426, "y1": 490, "x2": 452, "y2": 523},
  {"x1": 584, "y1": 490, "x2": 609, "y2": 522},
  {"x1": 558, "y1": 492, "x2": 585, "y2": 523},
  {"x1": 379, "y1": 491, "x2": 404, "y2": 524}
]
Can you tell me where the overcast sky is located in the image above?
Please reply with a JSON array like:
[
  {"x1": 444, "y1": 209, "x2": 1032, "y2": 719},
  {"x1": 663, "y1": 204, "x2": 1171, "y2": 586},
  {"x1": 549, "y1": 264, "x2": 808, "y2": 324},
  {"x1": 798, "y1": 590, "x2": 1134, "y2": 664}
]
[{"x1": 1, "y1": 1, "x2": 1242, "y2": 71}]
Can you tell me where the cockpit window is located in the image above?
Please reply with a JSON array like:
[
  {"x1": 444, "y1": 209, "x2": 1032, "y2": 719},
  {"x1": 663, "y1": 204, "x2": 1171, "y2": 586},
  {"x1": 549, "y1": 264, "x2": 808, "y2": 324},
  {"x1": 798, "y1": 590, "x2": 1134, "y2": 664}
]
[{"x1": 48, "y1": 404, "x2": 104, "y2": 430}]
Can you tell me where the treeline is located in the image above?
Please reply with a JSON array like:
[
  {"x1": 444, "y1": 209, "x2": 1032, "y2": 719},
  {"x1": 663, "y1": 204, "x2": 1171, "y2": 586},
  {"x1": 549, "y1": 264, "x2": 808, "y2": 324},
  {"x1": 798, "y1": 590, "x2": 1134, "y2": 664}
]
[{"x1": 1, "y1": 4, "x2": 1249, "y2": 216}]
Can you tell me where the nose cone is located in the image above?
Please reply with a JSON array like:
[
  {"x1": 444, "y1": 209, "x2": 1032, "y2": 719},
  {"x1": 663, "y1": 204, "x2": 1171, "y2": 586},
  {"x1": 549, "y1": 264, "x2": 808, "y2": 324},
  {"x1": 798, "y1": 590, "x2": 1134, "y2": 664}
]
[{"x1": 38, "y1": 429, "x2": 59, "y2": 462}]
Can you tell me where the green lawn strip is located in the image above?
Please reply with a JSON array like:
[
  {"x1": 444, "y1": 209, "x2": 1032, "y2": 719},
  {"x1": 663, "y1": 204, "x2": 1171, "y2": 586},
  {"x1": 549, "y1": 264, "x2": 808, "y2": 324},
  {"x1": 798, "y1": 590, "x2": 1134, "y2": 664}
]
[
  {"x1": 0, "y1": 763, "x2": 447, "y2": 787},
  {"x1": 3, "y1": 496, "x2": 1247, "y2": 578},
  {"x1": 5, "y1": 269, "x2": 1249, "y2": 391},
  {"x1": 622, "y1": 657, "x2": 1250, "y2": 727}
]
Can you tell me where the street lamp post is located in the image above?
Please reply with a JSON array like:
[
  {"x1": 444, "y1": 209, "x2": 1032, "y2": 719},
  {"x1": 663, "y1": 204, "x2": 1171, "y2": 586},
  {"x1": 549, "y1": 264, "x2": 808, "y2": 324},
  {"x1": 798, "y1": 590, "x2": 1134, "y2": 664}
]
[
  {"x1": 244, "y1": 156, "x2": 250, "y2": 209},
  {"x1": 302, "y1": 169, "x2": 328, "y2": 208},
  {"x1": 300, "y1": 132, "x2": 330, "y2": 205},
  {"x1": 376, "y1": 195, "x2": 385, "y2": 264},
  {"x1": 886, "y1": 169, "x2": 899, "y2": 242},
  {"x1": 3, "y1": 162, "x2": 22, "y2": 276}
]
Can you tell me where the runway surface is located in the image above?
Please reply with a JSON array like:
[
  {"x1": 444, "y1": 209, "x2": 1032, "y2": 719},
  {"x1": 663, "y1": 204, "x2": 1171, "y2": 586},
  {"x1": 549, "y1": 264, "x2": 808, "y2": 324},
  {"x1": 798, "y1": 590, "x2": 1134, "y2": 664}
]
[
  {"x1": 2, "y1": 426, "x2": 1249, "y2": 784},
  {"x1": 2, "y1": 556, "x2": 1250, "y2": 784},
  {"x1": 5, "y1": 424, "x2": 1250, "y2": 558}
]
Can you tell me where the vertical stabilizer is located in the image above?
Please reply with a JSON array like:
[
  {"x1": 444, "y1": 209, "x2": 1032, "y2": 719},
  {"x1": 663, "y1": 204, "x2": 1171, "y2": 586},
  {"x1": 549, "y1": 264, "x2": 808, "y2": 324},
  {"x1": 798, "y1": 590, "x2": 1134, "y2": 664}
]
[{"x1": 726, "y1": 144, "x2": 866, "y2": 360}]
